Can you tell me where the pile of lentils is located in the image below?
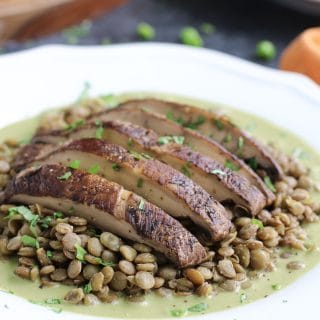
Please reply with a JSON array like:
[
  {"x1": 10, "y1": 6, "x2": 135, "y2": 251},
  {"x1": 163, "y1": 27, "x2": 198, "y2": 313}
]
[{"x1": 0, "y1": 98, "x2": 319, "y2": 305}]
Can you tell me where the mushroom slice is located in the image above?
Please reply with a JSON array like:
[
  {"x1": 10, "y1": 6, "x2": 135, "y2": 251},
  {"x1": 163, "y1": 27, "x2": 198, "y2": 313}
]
[
  {"x1": 24, "y1": 138, "x2": 232, "y2": 241},
  {"x1": 88, "y1": 108, "x2": 275, "y2": 204},
  {"x1": 28, "y1": 121, "x2": 267, "y2": 215},
  {"x1": 117, "y1": 98, "x2": 283, "y2": 181},
  {"x1": 5, "y1": 164, "x2": 207, "y2": 267}
]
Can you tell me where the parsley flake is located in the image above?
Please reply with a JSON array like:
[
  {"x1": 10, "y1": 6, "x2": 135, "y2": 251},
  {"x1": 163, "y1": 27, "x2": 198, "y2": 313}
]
[
  {"x1": 83, "y1": 283, "x2": 92, "y2": 294},
  {"x1": 44, "y1": 298, "x2": 61, "y2": 305},
  {"x1": 224, "y1": 160, "x2": 239, "y2": 171},
  {"x1": 247, "y1": 157, "x2": 258, "y2": 170},
  {"x1": 272, "y1": 284, "x2": 282, "y2": 290},
  {"x1": 21, "y1": 235, "x2": 39, "y2": 249},
  {"x1": 137, "y1": 178, "x2": 144, "y2": 188},
  {"x1": 127, "y1": 138, "x2": 133, "y2": 147},
  {"x1": 237, "y1": 136, "x2": 244, "y2": 150},
  {"x1": 211, "y1": 169, "x2": 227, "y2": 177},
  {"x1": 75, "y1": 244, "x2": 87, "y2": 262},
  {"x1": 88, "y1": 165, "x2": 100, "y2": 174},
  {"x1": 223, "y1": 133, "x2": 232, "y2": 143},
  {"x1": 213, "y1": 119, "x2": 224, "y2": 130},
  {"x1": 69, "y1": 160, "x2": 80, "y2": 169},
  {"x1": 181, "y1": 164, "x2": 191, "y2": 177},
  {"x1": 158, "y1": 136, "x2": 185, "y2": 145},
  {"x1": 251, "y1": 218, "x2": 264, "y2": 229},
  {"x1": 264, "y1": 176, "x2": 276, "y2": 192},
  {"x1": 58, "y1": 171, "x2": 72, "y2": 180},
  {"x1": 240, "y1": 293, "x2": 247, "y2": 304},
  {"x1": 112, "y1": 163, "x2": 121, "y2": 171},
  {"x1": 188, "y1": 302, "x2": 208, "y2": 312},
  {"x1": 95, "y1": 121, "x2": 104, "y2": 139},
  {"x1": 65, "y1": 119, "x2": 85, "y2": 131},
  {"x1": 138, "y1": 200, "x2": 145, "y2": 210}
]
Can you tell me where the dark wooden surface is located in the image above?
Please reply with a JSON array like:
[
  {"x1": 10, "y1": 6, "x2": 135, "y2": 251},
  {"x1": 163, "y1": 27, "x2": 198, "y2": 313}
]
[{"x1": 1, "y1": 0, "x2": 319, "y2": 68}]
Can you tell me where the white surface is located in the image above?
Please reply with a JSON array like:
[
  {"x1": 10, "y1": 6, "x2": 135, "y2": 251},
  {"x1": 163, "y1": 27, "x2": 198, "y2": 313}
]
[{"x1": 0, "y1": 43, "x2": 320, "y2": 320}]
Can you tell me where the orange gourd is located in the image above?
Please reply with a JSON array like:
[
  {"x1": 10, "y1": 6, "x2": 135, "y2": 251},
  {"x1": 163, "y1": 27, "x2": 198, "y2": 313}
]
[{"x1": 280, "y1": 27, "x2": 320, "y2": 84}]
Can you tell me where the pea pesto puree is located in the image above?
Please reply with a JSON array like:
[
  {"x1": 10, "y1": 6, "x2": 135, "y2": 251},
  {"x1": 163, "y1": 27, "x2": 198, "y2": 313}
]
[{"x1": 0, "y1": 93, "x2": 320, "y2": 319}]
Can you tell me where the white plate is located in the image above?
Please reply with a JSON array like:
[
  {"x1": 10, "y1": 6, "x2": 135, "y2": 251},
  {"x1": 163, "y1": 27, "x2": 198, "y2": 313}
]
[{"x1": 0, "y1": 43, "x2": 320, "y2": 320}]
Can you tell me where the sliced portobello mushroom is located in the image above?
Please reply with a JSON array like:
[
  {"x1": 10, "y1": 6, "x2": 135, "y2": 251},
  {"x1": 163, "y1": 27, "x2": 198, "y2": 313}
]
[
  {"x1": 22, "y1": 138, "x2": 231, "y2": 241},
  {"x1": 116, "y1": 98, "x2": 283, "y2": 181},
  {"x1": 88, "y1": 108, "x2": 275, "y2": 204},
  {"x1": 29, "y1": 122, "x2": 267, "y2": 215},
  {"x1": 5, "y1": 164, "x2": 207, "y2": 267}
]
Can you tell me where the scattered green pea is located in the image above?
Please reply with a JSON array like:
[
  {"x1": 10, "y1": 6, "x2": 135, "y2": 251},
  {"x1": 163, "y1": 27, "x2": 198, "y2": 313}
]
[
  {"x1": 256, "y1": 40, "x2": 276, "y2": 61},
  {"x1": 180, "y1": 27, "x2": 203, "y2": 47},
  {"x1": 137, "y1": 23, "x2": 155, "y2": 40}
]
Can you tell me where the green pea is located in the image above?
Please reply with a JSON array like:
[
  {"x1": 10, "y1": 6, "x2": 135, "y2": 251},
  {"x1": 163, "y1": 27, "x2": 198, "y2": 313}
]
[
  {"x1": 256, "y1": 40, "x2": 276, "y2": 61},
  {"x1": 136, "y1": 23, "x2": 155, "y2": 40},
  {"x1": 180, "y1": 27, "x2": 203, "y2": 47}
]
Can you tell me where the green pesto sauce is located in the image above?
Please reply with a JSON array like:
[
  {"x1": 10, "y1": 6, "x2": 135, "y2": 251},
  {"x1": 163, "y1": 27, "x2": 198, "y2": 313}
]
[{"x1": 0, "y1": 92, "x2": 320, "y2": 319}]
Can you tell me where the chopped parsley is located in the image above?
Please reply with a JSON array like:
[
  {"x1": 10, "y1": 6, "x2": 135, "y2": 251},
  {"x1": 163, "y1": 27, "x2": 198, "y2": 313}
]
[
  {"x1": 237, "y1": 136, "x2": 244, "y2": 150},
  {"x1": 65, "y1": 119, "x2": 85, "y2": 131},
  {"x1": 69, "y1": 160, "x2": 80, "y2": 169},
  {"x1": 224, "y1": 160, "x2": 239, "y2": 171},
  {"x1": 137, "y1": 178, "x2": 144, "y2": 188},
  {"x1": 271, "y1": 283, "x2": 282, "y2": 290},
  {"x1": 88, "y1": 165, "x2": 100, "y2": 174},
  {"x1": 127, "y1": 138, "x2": 133, "y2": 147},
  {"x1": 181, "y1": 164, "x2": 191, "y2": 177},
  {"x1": 44, "y1": 298, "x2": 61, "y2": 305},
  {"x1": 213, "y1": 119, "x2": 224, "y2": 130},
  {"x1": 57, "y1": 171, "x2": 72, "y2": 180},
  {"x1": 138, "y1": 200, "x2": 145, "y2": 211},
  {"x1": 166, "y1": 111, "x2": 205, "y2": 130},
  {"x1": 247, "y1": 157, "x2": 258, "y2": 170},
  {"x1": 21, "y1": 235, "x2": 39, "y2": 249},
  {"x1": 166, "y1": 111, "x2": 176, "y2": 122},
  {"x1": 83, "y1": 283, "x2": 92, "y2": 294},
  {"x1": 75, "y1": 244, "x2": 87, "y2": 262},
  {"x1": 6, "y1": 206, "x2": 35, "y2": 221},
  {"x1": 170, "y1": 303, "x2": 208, "y2": 317},
  {"x1": 47, "y1": 250, "x2": 53, "y2": 258},
  {"x1": 158, "y1": 135, "x2": 185, "y2": 145},
  {"x1": 130, "y1": 151, "x2": 152, "y2": 161},
  {"x1": 53, "y1": 212, "x2": 64, "y2": 219},
  {"x1": 5, "y1": 206, "x2": 61, "y2": 236},
  {"x1": 112, "y1": 163, "x2": 121, "y2": 171},
  {"x1": 272, "y1": 284, "x2": 282, "y2": 290},
  {"x1": 184, "y1": 116, "x2": 206, "y2": 130},
  {"x1": 95, "y1": 258, "x2": 116, "y2": 267},
  {"x1": 39, "y1": 216, "x2": 53, "y2": 229},
  {"x1": 188, "y1": 303, "x2": 208, "y2": 312},
  {"x1": 6, "y1": 206, "x2": 39, "y2": 236},
  {"x1": 264, "y1": 176, "x2": 276, "y2": 192},
  {"x1": 223, "y1": 133, "x2": 232, "y2": 143},
  {"x1": 251, "y1": 218, "x2": 264, "y2": 229},
  {"x1": 240, "y1": 293, "x2": 247, "y2": 304},
  {"x1": 211, "y1": 169, "x2": 227, "y2": 177},
  {"x1": 95, "y1": 124, "x2": 104, "y2": 139}
]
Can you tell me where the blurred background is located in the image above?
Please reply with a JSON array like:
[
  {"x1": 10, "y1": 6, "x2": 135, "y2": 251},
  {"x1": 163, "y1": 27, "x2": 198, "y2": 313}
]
[{"x1": 0, "y1": 0, "x2": 319, "y2": 69}]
